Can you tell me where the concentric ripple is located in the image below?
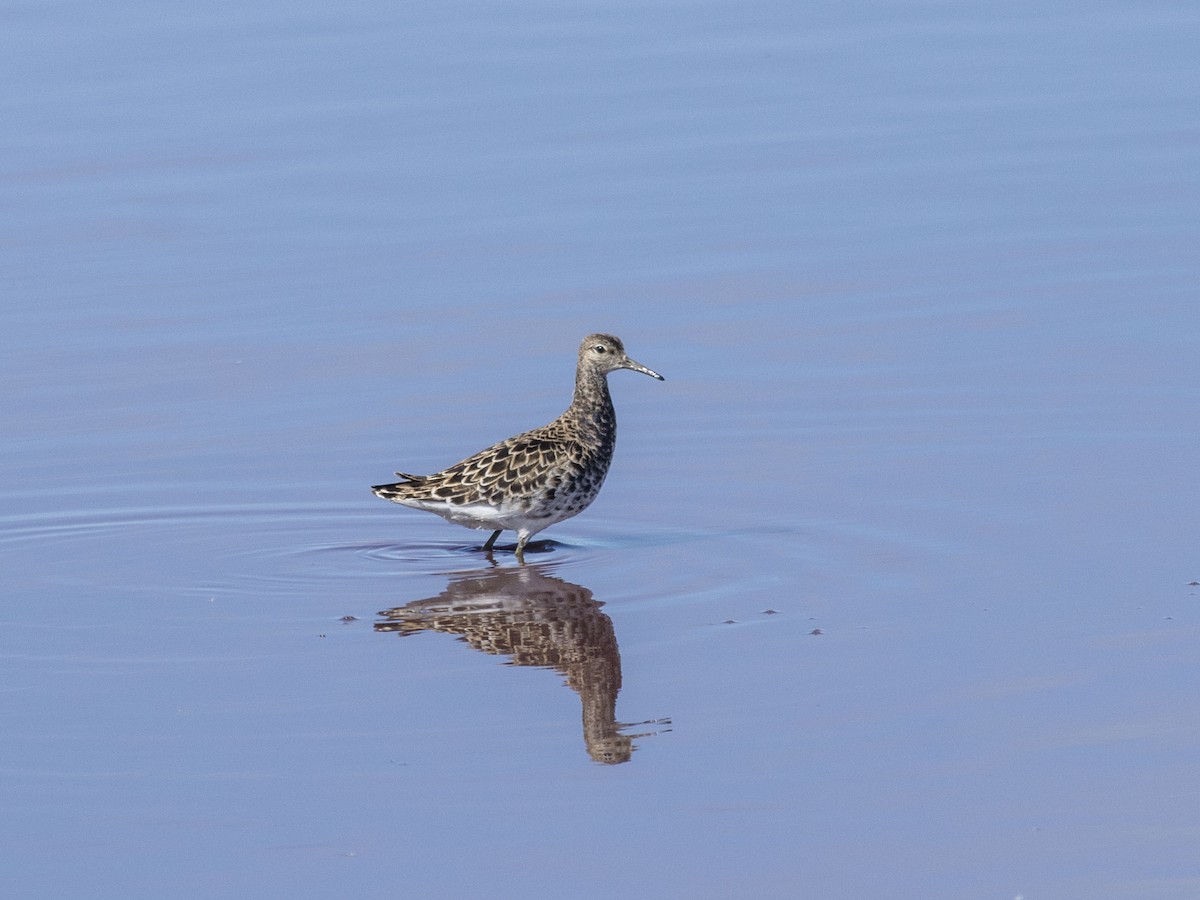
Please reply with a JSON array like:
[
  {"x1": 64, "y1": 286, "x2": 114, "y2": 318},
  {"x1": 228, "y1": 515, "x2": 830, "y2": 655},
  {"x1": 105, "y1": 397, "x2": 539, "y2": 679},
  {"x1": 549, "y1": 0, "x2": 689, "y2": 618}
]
[{"x1": 0, "y1": 495, "x2": 602, "y2": 601}]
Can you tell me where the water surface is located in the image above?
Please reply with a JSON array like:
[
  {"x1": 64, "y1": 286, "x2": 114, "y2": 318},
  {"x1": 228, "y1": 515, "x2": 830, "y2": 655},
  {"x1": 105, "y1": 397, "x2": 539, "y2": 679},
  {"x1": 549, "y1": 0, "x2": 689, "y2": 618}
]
[{"x1": 3, "y1": 1, "x2": 1199, "y2": 898}]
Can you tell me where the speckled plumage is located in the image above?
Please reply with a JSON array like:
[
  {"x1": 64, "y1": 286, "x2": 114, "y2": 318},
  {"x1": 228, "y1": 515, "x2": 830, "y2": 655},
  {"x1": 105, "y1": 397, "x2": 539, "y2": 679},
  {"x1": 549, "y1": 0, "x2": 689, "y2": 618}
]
[{"x1": 373, "y1": 334, "x2": 663, "y2": 560}]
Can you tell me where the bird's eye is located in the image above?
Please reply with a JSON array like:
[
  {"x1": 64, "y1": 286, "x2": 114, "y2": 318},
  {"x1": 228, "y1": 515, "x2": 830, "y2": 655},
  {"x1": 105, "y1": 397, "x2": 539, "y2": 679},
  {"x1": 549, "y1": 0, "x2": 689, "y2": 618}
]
[{"x1": 593, "y1": 345, "x2": 607, "y2": 354}]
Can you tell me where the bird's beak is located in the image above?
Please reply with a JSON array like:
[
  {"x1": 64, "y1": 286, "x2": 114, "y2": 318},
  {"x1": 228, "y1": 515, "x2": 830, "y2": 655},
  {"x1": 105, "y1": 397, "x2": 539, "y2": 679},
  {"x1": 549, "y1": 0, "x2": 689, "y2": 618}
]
[{"x1": 622, "y1": 357, "x2": 664, "y2": 380}]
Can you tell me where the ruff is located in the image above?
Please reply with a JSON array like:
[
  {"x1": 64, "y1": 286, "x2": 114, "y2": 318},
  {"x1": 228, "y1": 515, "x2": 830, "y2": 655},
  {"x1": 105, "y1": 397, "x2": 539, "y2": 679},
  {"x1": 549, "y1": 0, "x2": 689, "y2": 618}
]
[{"x1": 372, "y1": 333, "x2": 663, "y2": 561}]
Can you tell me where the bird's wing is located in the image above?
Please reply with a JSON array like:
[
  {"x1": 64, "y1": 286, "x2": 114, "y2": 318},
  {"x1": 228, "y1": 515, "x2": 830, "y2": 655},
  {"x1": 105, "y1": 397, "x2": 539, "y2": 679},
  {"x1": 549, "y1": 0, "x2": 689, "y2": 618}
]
[{"x1": 432, "y1": 432, "x2": 575, "y2": 505}]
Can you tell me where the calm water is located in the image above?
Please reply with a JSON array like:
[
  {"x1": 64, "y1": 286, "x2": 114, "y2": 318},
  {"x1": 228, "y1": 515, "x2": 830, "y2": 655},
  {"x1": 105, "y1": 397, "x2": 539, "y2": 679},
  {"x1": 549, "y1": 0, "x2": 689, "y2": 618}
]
[{"x1": 3, "y1": 1, "x2": 1199, "y2": 897}]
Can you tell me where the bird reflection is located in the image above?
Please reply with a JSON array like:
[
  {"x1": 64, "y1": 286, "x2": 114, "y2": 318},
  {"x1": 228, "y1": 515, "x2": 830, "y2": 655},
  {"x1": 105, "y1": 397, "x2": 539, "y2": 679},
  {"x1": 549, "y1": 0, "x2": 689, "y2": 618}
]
[{"x1": 375, "y1": 564, "x2": 668, "y2": 764}]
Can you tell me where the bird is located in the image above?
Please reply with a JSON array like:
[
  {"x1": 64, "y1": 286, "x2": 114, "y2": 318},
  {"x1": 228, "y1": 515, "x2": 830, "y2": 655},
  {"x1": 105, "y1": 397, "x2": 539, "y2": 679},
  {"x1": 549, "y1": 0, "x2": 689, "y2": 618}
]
[{"x1": 372, "y1": 333, "x2": 663, "y2": 561}]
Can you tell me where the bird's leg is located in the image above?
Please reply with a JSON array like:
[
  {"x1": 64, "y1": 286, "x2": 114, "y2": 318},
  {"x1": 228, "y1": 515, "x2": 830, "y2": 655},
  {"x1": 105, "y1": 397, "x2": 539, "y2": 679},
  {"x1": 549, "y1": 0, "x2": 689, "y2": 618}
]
[
  {"x1": 482, "y1": 530, "x2": 502, "y2": 552},
  {"x1": 514, "y1": 532, "x2": 529, "y2": 564}
]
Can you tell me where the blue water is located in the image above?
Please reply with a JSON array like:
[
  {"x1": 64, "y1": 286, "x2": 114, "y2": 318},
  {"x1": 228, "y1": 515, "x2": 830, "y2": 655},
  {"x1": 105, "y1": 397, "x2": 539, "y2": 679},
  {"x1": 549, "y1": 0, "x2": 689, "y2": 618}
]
[{"x1": 3, "y1": 1, "x2": 1199, "y2": 898}]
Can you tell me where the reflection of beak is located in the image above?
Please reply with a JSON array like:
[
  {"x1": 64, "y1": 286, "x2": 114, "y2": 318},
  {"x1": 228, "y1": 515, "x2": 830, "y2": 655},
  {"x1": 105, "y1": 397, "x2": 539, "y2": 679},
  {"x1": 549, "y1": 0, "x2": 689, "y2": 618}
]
[{"x1": 623, "y1": 357, "x2": 665, "y2": 381}]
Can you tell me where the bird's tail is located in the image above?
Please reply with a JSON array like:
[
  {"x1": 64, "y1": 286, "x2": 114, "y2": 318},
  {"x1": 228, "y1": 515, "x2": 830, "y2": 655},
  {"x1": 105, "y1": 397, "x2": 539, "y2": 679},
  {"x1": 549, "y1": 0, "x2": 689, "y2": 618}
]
[{"x1": 372, "y1": 471, "x2": 425, "y2": 501}]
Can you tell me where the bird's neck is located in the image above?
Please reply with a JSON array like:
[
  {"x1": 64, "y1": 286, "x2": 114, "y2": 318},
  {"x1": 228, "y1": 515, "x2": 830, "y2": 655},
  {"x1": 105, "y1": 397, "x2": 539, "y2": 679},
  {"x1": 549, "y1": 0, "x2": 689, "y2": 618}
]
[
  {"x1": 572, "y1": 368, "x2": 612, "y2": 409},
  {"x1": 569, "y1": 371, "x2": 616, "y2": 439}
]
